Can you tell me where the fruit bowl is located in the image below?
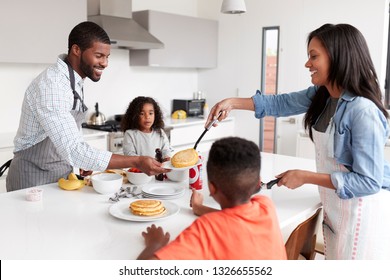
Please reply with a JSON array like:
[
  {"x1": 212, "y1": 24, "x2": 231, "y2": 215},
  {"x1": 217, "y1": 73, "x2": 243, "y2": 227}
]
[
  {"x1": 126, "y1": 168, "x2": 153, "y2": 185},
  {"x1": 91, "y1": 173, "x2": 122, "y2": 194}
]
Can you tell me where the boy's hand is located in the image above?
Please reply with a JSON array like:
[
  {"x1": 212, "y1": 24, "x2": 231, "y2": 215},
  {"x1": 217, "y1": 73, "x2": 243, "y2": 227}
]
[
  {"x1": 190, "y1": 188, "x2": 204, "y2": 216},
  {"x1": 142, "y1": 224, "x2": 170, "y2": 248},
  {"x1": 137, "y1": 224, "x2": 170, "y2": 260}
]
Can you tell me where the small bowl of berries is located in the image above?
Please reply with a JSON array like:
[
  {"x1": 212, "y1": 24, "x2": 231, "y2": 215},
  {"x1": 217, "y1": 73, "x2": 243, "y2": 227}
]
[{"x1": 126, "y1": 167, "x2": 152, "y2": 185}]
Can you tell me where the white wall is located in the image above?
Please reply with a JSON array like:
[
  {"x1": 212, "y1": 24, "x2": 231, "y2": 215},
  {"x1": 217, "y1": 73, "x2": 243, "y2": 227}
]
[
  {"x1": 197, "y1": 0, "x2": 389, "y2": 153},
  {"x1": 0, "y1": 0, "x2": 199, "y2": 134},
  {"x1": 0, "y1": 0, "x2": 388, "y2": 157}
]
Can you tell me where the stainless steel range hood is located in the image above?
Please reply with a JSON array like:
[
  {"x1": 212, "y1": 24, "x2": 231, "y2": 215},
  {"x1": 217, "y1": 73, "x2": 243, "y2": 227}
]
[{"x1": 87, "y1": 0, "x2": 163, "y2": 50}]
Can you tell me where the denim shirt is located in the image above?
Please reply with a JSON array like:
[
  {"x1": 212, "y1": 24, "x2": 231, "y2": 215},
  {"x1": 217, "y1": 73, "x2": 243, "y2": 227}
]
[{"x1": 252, "y1": 86, "x2": 390, "y2": 199}]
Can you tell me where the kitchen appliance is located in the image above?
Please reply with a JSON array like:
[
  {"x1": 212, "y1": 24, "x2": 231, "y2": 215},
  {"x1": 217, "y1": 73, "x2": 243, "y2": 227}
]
[
  {"x1": 172, "y1": 99, "x2": 205, "y2": 117},
  {"x1": 82, "y1": 119, "x2": 124, "y2": 154},
  {"x1": 88, "y1": 103, "x2": 106, "y2": 125},
  {"x1": 87, "y1": 0, "x2": 163, "y2": 49}
]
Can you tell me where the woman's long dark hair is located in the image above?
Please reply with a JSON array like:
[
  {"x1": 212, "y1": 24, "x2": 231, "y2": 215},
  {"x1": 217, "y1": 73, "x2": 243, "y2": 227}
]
[
  {"x1": 304, "y1": 23, "x2": 388, "y2": 140},
  {"x1": 121, "y1": 96, "x2": 164, "y2": 132}
]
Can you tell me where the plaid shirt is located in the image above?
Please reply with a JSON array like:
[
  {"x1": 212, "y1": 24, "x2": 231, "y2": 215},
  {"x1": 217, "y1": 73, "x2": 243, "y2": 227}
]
[{"x1": 13, "y1": 54, "x2": 111, "y2": 171}]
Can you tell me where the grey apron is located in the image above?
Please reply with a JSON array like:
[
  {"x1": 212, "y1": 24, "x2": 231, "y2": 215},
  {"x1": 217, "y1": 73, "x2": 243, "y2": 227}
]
[{"x1": 6, "y1": 59, "x2": 88, "y2": 191}]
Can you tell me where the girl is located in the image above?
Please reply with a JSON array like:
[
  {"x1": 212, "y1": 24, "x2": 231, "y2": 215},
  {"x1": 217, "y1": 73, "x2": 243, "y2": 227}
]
[{"x1": 121, "y1": 96, "x2": 171, "y2": 161}]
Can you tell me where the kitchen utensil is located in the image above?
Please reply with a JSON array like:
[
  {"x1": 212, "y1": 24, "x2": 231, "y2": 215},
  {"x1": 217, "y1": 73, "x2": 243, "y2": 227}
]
[
  {"x1": 88, "y1": 102, "x2": 106, "y2": 125},
  {"x1": 193, "y1": 111, "x2": 222, "y2": 150},
  {"x1": 261, "y1": 178, "x2": 281, "y2": 189}
]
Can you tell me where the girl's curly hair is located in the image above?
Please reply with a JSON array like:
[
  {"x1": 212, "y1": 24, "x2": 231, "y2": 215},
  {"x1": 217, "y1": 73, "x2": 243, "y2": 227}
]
[{"x1": 120, "y1": 96, "x2": 165, "y2": 132}]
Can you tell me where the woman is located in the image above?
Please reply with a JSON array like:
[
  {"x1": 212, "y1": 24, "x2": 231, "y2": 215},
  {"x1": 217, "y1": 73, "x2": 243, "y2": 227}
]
[{"x1": 207, "y1": 23, "x2": 390, "y2": 260}]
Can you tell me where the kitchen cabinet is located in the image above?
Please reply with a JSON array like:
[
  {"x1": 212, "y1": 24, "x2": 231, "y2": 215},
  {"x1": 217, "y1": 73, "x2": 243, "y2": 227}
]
[
  {"x1": 0, "y1": 0, "x2": 86, "y2": 63},
  {"x1": 166, "y1": 117, "x2": 235, "y2": 154},
  {"x1": 130, "y1": 10, "x2": 218, "y2": 68},
  {"x1": 82, "y1": 129, "x2": 108, "y2": 151}
]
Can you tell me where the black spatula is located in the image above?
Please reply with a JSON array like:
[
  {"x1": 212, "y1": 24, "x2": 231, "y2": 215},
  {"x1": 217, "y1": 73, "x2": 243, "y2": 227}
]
[{"x1": 193, "y1": 112, "x2": 222, "y2": 150}]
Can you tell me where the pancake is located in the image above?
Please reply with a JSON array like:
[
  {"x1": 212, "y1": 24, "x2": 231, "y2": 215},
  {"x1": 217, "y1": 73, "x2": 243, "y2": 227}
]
[
  {"x1": 130, "y1": 200, "x2": 166, "y2": 216},
  {"x1": 171, "y1": 148, "x2": 199, "y2": 168}
]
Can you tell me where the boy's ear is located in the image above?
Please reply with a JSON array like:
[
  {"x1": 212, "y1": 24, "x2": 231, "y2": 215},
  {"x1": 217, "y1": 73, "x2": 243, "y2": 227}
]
[
  {"x1": 254, "y1": 178, "x2": 261, "y2": 194},
  {"x1": 209, "y1": 181, "x2": 217, "y2": 195}
]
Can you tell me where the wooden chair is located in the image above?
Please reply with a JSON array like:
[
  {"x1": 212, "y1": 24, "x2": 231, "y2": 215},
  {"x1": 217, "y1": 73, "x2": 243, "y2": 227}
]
[{"x1": 285, "y1": 207, "x2": 322, "y2": 260}]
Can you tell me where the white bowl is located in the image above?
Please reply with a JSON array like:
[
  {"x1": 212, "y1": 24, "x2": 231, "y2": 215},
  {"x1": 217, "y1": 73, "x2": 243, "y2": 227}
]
[
  {"x1": 91, "y1": 173, "x2": 123, "y2": 194},
  {"x1": 126, "y1": 170, "x2": 153, "y2": 185},
  {"x1": 166, "y1": 170, "x2": 187, "y2": 182}
]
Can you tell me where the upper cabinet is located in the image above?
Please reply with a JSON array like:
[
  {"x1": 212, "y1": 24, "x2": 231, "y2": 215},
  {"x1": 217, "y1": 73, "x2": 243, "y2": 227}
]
[
  {"x1": 0, "y1": 0, "x2": 87, "y2": 64},
  {"x1": 130, "y1": 10, "x2": 218, "y2": 68}
]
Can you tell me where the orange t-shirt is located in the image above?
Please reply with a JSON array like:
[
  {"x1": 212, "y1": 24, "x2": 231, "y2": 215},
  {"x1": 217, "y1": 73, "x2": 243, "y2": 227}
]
[{"x1": 155, "y1": 195, "x2": 287, "y2": 260}]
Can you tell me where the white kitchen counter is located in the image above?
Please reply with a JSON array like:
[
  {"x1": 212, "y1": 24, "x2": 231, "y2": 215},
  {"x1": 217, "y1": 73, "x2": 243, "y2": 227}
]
[
  {"x1": 0, "y1": 129, "x2": 109, "y2": 150},
  {"x1": 0, "y1": 152, "x2": 320, "y2": 260},
  {"x1": 165, "y1": 116, "x2": 234, "y2": 128}
]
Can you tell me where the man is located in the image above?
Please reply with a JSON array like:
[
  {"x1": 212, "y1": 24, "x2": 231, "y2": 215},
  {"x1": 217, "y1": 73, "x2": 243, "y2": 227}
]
[{"x1": 6, "y1": 21, "x2": 167, "y2": 192}]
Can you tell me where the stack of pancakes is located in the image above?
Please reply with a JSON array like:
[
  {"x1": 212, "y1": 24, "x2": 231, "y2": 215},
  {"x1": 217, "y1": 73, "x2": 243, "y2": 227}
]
[
  {"x1": 129, "y1": 200, "x2": 166, "y2": 216},
  {"x1": 171, "y1": 148, "x2": 199, "y2": 168}
]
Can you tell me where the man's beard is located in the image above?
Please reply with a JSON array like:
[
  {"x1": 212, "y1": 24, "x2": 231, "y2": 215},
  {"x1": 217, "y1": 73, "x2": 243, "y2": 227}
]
[{"x1": 80, "y1": 55, "x2": 100, "y2": 82}]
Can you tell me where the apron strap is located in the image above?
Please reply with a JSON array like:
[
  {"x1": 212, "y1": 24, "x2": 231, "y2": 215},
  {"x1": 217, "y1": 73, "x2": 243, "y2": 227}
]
[
  {"x1": 0, "y1": 159, "x2": 12, "y2": 177},
  {"x1": 64, "y1": 58, "x2": 88, "y2": 112}
]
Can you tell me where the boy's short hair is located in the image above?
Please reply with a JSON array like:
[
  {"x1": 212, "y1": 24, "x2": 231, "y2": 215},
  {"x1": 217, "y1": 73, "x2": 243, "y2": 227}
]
[{"x1": 207, "y1": 137, "x2": 261, "y2": 203}]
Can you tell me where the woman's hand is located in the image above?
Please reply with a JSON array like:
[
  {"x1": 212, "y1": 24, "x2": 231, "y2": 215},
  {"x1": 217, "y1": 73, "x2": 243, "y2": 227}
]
[
  {"x1": 276, "y1": 169, "x2": 309, "y2": 189},
  {"x1": 205, "y1": 97, "x2": 255, "y2": 128},
  {"x1": 206, "y1": 99, "x2": 233, "y2": 127},
  {"x1": 276, "y1": 169, "x2": 334, "y2": 190}
]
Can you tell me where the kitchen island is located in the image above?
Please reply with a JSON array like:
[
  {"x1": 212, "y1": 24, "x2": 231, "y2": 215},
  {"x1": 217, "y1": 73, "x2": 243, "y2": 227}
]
[{"x1": 0, "y1": 152, "x2": 321, "y2": 259}]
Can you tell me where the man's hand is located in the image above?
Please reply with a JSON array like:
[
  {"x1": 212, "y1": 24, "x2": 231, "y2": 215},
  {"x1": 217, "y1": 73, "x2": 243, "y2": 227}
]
[{"x1": 137, "y1": 156, "x2": 170, "y2": 176}]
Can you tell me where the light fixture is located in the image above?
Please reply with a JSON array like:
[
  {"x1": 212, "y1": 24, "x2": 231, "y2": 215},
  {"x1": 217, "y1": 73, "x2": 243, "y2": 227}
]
[{"x1": 221, "y1": 0, "x2": 246, "y2": 14}]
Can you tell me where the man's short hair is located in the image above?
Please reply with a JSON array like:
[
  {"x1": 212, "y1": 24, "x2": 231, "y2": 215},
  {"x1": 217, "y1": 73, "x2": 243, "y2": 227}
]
[{"x1": 68, "y1": 21, "x2": 110, "y2": 53}]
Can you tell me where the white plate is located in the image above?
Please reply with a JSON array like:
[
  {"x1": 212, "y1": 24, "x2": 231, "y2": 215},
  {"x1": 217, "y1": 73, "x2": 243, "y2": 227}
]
[
  {"x1": 142, "y1": 183, "x2": 185, "y2": 196},
  {"x1": 162, "y1": 158, "x2": 203, "y2": 170},
  {"x1": 109, "y1": 199, "x2": 180, "y2": 222}
]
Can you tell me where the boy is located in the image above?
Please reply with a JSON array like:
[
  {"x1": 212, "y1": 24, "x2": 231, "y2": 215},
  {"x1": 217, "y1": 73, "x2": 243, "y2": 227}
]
[{"x1": 137, "y1": 137, "x2": 287, "y2": 260}]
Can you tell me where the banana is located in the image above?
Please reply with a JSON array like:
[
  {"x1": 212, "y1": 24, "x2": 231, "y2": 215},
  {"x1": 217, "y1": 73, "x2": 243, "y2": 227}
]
[
  {"x1": 58, "y1": 177, "x2": 84, "y2": 191},
  {"x1": 68, "y1": 172, "x2": 78, "y2": 180}
]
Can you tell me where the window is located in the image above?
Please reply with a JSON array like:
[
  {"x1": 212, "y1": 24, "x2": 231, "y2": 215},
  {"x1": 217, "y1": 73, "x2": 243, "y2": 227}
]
[{"x1": 259, "y1": 27, "x2": 280, "y2": 153}]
